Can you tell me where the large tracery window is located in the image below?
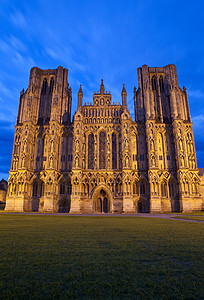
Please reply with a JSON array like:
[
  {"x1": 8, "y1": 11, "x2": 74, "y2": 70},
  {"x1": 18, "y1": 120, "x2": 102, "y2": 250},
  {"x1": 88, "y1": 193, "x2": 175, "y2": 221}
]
[
  {"x1": 88, "y1": 133, "x2": 94, "y2": 169},
  {"x1": 99, "y1": 131, "x2": 106, "y2": 169},
  {"x1": 112, "y1": 133, "x2": 117, "y2": 169}
]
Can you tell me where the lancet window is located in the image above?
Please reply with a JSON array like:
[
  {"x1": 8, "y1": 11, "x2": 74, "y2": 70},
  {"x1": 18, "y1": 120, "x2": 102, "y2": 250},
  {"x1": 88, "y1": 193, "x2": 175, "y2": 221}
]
[
  {"x1": 67, "y1": 134, "x2": 73, "y2": 170},
  {"x1": 157, "y1": 133, "x2": 164, "y2": 169},
  {"x1": 169, "y1": 182, "x2": 175, "y2": 197},
  {"x1": 99, "y1": 131, "x2": 106, "y2": 169},
  {"x1": 60, "y1": 182, "x2": 65, "y2": 194},
  {"x1": 42, "y1": 78, "x2": 47, "y2": 94},
  {"x1": 140, "y1": 182, "x2": 146, "y2": 195},
  {"x1": 159, "y1": 76, "x2": 164, "y2": 93},
  {"x1": 161, "y1": 182, "x2": 167, "y2": 197},
  {"x1": 112, "y1": 133, "x2": 117, "y2": 169},
  {"x1": 152, "y1": 76, "x2": 156, "y2": 91},
  {"x1": 60, "y1": 135, "x2": 67, "y2": 171},
  {"x1": 138, "y1": 134, "x2": 147, "y2": 170},
  {"x1": 43, "y1": 135, "x2": 49, "y2": 169},
  {"x1": 88, "y1": 133, "x2": 94, "y2": 169},
  {"x1": 49, "y1": 77, "x2": 54, "y2": 93},
  {"x1": 33, "y1": 181, "x2": 38, "y2": 197}
]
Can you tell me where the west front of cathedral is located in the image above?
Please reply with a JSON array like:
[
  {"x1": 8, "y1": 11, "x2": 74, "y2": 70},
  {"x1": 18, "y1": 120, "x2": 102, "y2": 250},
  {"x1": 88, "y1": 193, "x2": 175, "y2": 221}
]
[{"x1": 5, "y1": 64, "x2": 204, "y2": 213}]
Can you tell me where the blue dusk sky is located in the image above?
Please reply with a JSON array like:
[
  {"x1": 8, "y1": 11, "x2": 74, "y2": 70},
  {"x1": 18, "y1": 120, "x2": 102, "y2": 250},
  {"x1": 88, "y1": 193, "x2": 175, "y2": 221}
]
[{"x1": 0, "y1": 0, "x2": 204, "y2": 180}]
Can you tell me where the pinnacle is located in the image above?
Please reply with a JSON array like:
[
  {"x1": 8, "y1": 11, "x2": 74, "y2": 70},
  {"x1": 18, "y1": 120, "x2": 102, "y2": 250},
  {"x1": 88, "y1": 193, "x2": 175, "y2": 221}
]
[
  {"x1": 122, "y1": 84, "x2": 127, "y2": 93},
  {"x1": 78, "y1": 84, "x2": 83, "y2": 94}
]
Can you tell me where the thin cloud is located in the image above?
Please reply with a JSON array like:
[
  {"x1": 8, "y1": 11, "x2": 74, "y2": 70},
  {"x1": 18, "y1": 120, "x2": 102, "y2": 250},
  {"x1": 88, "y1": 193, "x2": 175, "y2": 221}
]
[
  {"x1": 10, "y1": 35, "x2": 27, "y2": 52},
  {"x1": 45, "y1": 46, "x2": 86, "y2": 73},
  {"x1": 45, "y1": 48, "x2": 58, "y2": 60},
  {"x1": 188, "y1": 89, "x2": 204, "y2": 99},
  {"x1": 0, "y1": 37, "x2": 35, "y2": 70},
  {"x1": 0, "y1": 81, "x2": 11, "y2": 97},
  {"x1": 0, "y1": 39, "x2": 10, "y2": 54},
  {"x1": 10, "y1": 10, "x2": 27, "y2": 28},
  {"x1": 0, "y1": 110, "x2": 16, "y2": 123},
  {"x1": 192, "y1": 114, "x2": 204, "y2": 128},
  {"x1": 12, "y1": 51, "x2": 35, "y2": 68}
]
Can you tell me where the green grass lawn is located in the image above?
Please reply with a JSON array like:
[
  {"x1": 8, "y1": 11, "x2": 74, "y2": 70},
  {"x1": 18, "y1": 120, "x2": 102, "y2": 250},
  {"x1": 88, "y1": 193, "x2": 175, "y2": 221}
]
[
  {"x1": 172, "y1": 216, "x2": 204, "y2": 221},
  {"x1": 0, "y1": 215, "x2": 203, "y2": 300}
]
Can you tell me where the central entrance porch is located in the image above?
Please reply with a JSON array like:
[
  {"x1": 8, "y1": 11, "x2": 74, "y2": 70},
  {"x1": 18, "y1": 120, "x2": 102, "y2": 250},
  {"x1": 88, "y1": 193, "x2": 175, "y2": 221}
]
[{"x1": 92, "y1": 186, "x2": 112, "y2": 213}]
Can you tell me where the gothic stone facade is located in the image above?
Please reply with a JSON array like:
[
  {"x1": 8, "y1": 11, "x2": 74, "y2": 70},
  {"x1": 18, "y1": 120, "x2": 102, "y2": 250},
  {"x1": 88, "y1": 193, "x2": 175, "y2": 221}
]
[{"x1": 5, "y1": 65, "x2": 203, "y2": 213}]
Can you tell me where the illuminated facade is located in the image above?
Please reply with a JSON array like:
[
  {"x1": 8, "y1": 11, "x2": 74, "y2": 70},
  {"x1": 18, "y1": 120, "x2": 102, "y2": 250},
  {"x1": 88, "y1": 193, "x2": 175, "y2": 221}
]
[{"x1": 5, "y1": 65, "x2": 203, "y2": 213}]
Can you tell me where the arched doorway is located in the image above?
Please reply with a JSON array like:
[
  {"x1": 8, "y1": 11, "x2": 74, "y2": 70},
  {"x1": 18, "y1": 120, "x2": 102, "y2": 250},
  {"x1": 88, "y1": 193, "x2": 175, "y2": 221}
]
[
  {"x1": 94, "y1": 188, "x2": 111, "y2": 213},
  {"x1": 103, "y1": 198, "x2": 108, "y2": 213},
  {"x1": 32, "y1": 179, "x2": 44, "y2": 212},
  {"x1": 58, "y1": 198, "x2": 70, "y2": 213}
]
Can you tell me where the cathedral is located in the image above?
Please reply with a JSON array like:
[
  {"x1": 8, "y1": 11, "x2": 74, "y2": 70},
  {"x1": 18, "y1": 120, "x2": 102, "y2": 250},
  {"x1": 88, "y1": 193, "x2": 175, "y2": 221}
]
[{"x1": 5, "y1": 64, "x2": 204, "y2": 213}]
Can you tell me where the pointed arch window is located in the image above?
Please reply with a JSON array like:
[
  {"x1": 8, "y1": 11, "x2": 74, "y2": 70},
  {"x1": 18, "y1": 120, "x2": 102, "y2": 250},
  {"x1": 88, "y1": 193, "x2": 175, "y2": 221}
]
[
  {"x1": 67, "y1": 134, "x2": 73, "y2": 170},
  {"x1": 140, "y1": 182, "x2": 145, "y2": 195},
  {"x1": 99, "y1": 131, "x2": 106, "y2": 169},
  {"x1": 40, "y1": 181, "x2": 44, "y2": 197},
  {"x1": 133, "y1": 182, "x2": 138, "y2": 195},
  {"x1": 32, "y1": 182, "x2": 38, "y2": 197},
  {"x1": 60, "y1": 182, "x2": 65, "y2": 194},
  {"x1": 159, "y1": 76, "x2": 164, "y2": 93},
  {"x1": 42, "y1": 78, "x2": 47, "y2": 94},
  {"x1": 152, "y1": 76, "x2": 156, "y2": 91},
  {"x1": 49, "y1": 77, "x2": 54, "y2": 93},
  {"x1": 169, "y1": 182, "x2": 174, "y2": 197},
  {"x1": 161, "y1": 182, "x2": 167, "y2": 196},
  {"x1": 112, "y1": 133, "x2": 117, "y2": 169},
  {"x1": 88, "y1": 133, "x2": 94, "y2": 169}
]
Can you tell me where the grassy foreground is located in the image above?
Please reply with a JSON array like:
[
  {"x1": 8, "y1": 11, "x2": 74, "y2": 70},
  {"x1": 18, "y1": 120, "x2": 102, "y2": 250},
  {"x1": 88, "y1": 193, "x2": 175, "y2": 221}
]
[
  {"x1": 172, "y1": 216, "x2": 204, "y2": 221},
  {"x1": 0, "y1": 215, "x2": 203, "y2": 299}
]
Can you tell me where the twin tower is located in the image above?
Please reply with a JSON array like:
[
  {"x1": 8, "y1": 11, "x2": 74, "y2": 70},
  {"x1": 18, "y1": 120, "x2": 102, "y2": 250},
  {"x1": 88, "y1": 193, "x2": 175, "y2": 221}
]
[{"x1": 5, "y1": 64, "x2": 203, "y2": 213}]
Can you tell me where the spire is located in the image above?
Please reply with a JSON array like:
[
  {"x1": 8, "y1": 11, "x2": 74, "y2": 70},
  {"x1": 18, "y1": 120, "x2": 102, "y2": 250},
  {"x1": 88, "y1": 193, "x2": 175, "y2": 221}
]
[
  {"x1": 79, "y1": 84, "x2": 83, "y2": 94},
  {"x1": 100, "y1": 79, "x2": 105, "y2": 95},
  {"x1": 122, "y1": 84, "x2": 127, "y2": 106},
  {"x1": 77, "y1": 85, "x2": 83, "y2": 108}
]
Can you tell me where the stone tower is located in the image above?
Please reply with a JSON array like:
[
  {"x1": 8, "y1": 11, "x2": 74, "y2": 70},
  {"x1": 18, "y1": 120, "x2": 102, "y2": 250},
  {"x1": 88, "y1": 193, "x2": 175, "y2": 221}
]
[
  {"x1": 135, "y1": 64, "x2": 201, "y2": 212},
  {"x1": 5, "y1": 66, "x2": 72, "y2": 212},
  {"x1": 5, "y1": 65, "x2": 203, "y2": 213}
]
